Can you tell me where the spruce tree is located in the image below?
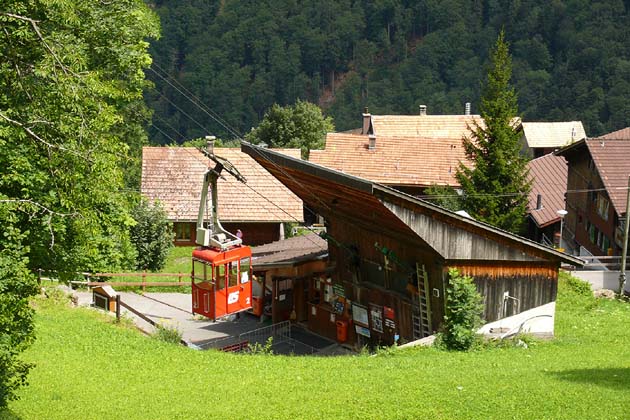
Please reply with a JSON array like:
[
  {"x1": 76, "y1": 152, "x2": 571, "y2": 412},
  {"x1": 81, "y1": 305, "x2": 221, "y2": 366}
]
[{"x1": 456, "y1": 31, "x2": 530, "y2": 234}]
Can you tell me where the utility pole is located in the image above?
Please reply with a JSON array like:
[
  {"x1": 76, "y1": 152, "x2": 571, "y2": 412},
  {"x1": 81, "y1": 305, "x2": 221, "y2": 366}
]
[{"x1": 619, "y1": 176, "x2": 630, "y2": 296}]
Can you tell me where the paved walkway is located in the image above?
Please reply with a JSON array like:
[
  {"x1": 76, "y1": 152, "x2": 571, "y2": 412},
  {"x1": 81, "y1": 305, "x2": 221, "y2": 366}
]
[{"x1": 75, "y1": 290, "x2": 349, "y2": 355}]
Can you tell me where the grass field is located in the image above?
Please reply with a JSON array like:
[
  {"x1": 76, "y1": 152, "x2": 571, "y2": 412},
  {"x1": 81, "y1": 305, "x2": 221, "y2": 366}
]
[{"x1": 4, "y1": 274, "x2": 630, "y2": 420}]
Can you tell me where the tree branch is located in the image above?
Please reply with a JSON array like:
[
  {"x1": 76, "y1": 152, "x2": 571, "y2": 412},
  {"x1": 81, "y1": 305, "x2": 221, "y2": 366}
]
[
  {"x1": 0, "y1": 111, "x2": 89, "y2": 159},
  {"x1": 2, "y1": 12, "x2": 69, "y2": 76}
]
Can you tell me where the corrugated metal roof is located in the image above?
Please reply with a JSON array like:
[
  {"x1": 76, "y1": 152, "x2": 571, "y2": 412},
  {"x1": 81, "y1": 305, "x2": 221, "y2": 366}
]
[
  {"x1": 586, "y1": 137, "x2": 630, "y2": 216},
  {"x1": 527, "y1": 154, "x2": 568, "y2": 228},
  {"x1": 141, "y1": 147, "x2": 303, "y2": 223},
  {"x1": 521, "y1": 122, "x2": 585, "y2": 148},
  {"x1": 252, "y1": 233, "x2": 328, "y2": 266},
  {"x1": 309, "y1": 132, "x2": 471, "y2": 187}
]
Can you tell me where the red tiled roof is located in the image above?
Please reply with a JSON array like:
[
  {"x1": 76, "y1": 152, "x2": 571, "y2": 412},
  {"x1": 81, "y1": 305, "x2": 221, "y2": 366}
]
[
  {"x1": 309, "y1": 133, "x2": 470, "y2": 187},
  {"x1": 586, "y1": 137, "x2": 630, "y2": 216},
  {"x1": 141, "y1": 147, "x2": 303, "y2": 223},
  {"x1": 600, "y1": 127, "x2": 630, "y2": 140},
  {"x1": 370, "y1": 114, "x2": 485, "y2": 138},
  {"x1": 527, "y1": 154, "x2": 568, "y2": 228}
]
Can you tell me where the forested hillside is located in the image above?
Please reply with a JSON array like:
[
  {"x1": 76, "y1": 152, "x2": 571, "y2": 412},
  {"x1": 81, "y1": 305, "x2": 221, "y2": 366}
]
[{"x1": 146, "y1": 0, "x2": 630, "y2": 143}]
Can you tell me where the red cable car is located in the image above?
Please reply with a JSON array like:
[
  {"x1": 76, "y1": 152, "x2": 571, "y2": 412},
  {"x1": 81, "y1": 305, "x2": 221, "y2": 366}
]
[{"x1": 191, "y1": 140, "x2": 253, "y2": 320}]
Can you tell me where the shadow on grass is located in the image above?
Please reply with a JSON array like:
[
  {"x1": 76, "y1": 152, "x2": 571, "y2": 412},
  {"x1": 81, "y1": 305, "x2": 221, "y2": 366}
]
[
  {"x1": 550, "y1": 367, "x2": 630, "y2": 389},
  {"x1": 0, "y1": 408, "x2": 22, "y2": 420}
]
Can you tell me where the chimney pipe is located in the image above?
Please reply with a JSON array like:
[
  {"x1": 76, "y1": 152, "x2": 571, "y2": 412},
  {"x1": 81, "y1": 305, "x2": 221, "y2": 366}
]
[
  {"x1": 536, "y1": 194, "x2": 542, "y2": 210},
  {"x1": 465, "y1": 102, "x2": 471, "y2": 116},
  {"x1": 419, "y1": 105, "x2": 427, "y2": 116},
  {"x1": 205, "y1": 135, "x2": 216, "y2": 156},
  {"x1": 368, "y1": 134, "x2": 376, "y2": 150},
  {"x1": 362, "y1": 107, "x2": 371, "y2": 135}
]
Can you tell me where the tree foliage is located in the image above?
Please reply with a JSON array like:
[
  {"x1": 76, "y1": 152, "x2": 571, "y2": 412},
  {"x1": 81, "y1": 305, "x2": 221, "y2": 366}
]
[
  {"x1": 439, "y1": 268, "x2": 484, "y2": 351},
  {"x1": 147, "y1": 0, "x2": 630, "y2": 143},
  {"x1": 130, "y1": 200, "x2": 174, "y2": 272},
  {"x1": 456, "y1": 31, "x2": 530, "y2": 234},
  {"x1": 245, "y1": 100, "x2": 334, "y2": 158},
  {"x1": 0, "y1": 0, "x2": 158, "y2": 403}
]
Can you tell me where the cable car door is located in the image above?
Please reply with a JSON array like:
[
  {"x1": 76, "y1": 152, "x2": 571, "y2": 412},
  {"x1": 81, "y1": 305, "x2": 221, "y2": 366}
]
[{"x1": 192, "y1": 260, "x2": 214, "y2": 319}]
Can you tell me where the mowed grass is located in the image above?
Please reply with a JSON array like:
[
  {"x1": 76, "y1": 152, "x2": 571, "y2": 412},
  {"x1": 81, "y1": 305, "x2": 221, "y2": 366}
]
[{"x1": 5, "y1": 274, "x2": 630, "y2": 420}]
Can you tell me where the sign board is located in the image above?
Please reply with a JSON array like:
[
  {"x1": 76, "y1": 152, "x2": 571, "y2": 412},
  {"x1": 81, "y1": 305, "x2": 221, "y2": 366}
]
[
  {"x1": 333, "y1": 283, "x2": 345, "y2": 298},
  {"x1": 355, "y1": 325, "x2": 371, "y2": 338},
  {"x1": 352, "y1": 303, "x2": 369, "y2": 327},
  {"x1": 383, "y1": 306, "x2": 395, "y2": 320},
  {"x1": 384, "y1": 318, "x2": 396, "y2": 330},
  {"x1": 369, "y1": 304, "x2": 384, "y2": 333}
]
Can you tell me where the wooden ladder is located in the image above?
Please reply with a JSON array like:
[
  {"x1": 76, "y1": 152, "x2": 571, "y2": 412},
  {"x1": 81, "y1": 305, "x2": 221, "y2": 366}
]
[{"x1": 412, "y1": 263, "x2": 433, "y2": 339}]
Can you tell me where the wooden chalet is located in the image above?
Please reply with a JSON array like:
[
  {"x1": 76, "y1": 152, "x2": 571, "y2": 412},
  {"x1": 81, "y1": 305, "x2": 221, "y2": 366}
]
[
  {"x1": 555, "y1": 128, "x2": 630, "y2": 257},
  {"x1": 141, "y1": 147, "x2": 303, "y2": 246},
  {"x1": 242, "y1": 142, "x2": 582, "y2": 348}
]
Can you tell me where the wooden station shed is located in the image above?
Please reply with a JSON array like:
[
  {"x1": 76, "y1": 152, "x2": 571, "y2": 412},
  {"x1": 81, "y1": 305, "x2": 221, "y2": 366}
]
[{"x1": 242, "y1": 143, "x2": 583, "y2": 348}]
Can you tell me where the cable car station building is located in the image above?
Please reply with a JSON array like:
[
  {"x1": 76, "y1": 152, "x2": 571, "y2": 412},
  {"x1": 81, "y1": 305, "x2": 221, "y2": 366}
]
[{"x1": 242, "y1": 143, "x2": 583, "y2": 348}]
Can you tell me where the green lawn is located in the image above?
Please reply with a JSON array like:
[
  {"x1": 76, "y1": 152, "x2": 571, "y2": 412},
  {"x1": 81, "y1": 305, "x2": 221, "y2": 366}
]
[{"x1": 5, "y1": 274, "x2": 630, "y2": 420}]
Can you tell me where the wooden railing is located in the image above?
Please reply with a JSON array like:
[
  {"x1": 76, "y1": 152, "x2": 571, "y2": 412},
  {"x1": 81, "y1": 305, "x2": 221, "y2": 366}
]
[{"x1": 69, "y1": 272, "x2": 191, "y2": 291}]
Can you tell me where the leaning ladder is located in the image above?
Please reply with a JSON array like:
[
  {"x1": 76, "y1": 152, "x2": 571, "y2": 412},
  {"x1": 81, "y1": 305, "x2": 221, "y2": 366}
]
[{"x1": 412, "y1": 263, "x2": 432, "y2": 339}]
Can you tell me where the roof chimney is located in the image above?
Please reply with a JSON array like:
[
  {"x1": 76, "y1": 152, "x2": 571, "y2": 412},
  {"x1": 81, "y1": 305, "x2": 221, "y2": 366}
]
[
  {"x1": 465, "y1": 102, "x2": 471, "y2": 116},
  {"x1": 536, "y1": 194, "x2": 543, "y2": 211},
  {"x1": 368, "y1": 134, "x2": 376, "y2": 151},
  {"x1": 205, "y1": 135, "x2": 216, "y2": 156},
  {"x1": 419, "y1": 105, "x2": 427, "y2": 116},
  {"x1": 362, "y1": 107, "x2": 371, "y2": 135}
]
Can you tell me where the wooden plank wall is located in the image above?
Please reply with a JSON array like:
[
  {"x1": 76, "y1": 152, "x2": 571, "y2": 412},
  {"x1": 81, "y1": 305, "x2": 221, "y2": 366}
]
[{"x1": 448, "y1": 262, "x2": 559, "y2": 322}]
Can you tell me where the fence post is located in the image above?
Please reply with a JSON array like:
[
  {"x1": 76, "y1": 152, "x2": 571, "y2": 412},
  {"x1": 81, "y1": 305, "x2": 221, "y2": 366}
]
[
  {"x1": 116, "y1": 294, "x2": 121, "y2": 321},
  {"x1": 37, "y1": 268, "x2": 42, "y2": 285},
  {"x1": 142, "y1": 270, "x2": 147, "y2": 293},
  {"x1": 178, "y1": 273, "x2": 183, "y2": 284}
]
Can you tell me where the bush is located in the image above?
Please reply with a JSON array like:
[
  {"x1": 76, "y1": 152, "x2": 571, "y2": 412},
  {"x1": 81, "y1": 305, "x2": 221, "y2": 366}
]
[
  {"x1": 153, "y1": 321, "x2": 182, "y2": 344},
  {"x1": 438, "y1": 268, "x2": 484, "y2": 351},
  {"x1": 130, "y1": 200, "x2": 174, "y2": 272}
]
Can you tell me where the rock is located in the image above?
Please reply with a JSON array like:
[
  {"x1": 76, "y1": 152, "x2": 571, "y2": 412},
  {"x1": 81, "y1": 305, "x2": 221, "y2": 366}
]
[{"x1": 593, "y1": 289, "x2": 616, "y2": 299}]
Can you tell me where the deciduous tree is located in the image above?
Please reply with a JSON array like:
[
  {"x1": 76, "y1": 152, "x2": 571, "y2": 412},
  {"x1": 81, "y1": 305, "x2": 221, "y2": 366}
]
[
  {"x1": 246, "y1": 100, "x2": 334, "y2": 158},
  {"x1": 0, "y1": 1, "x2": 158, "y2": 404}
]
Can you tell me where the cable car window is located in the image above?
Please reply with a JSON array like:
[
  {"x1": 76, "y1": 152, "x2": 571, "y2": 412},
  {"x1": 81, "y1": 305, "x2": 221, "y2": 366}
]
[
  {"x1": 240, "y1": 258, "x2": 250, "y2": 283},
  {"x1": 229, "y1": 262, "x2": 238, "y2": 287},
  {"x1": 216, "y1": 265, "x2": 225, "y2": 290},
  {"x1": 193, "y1": 260, "x2": 206, "y2": 284}
]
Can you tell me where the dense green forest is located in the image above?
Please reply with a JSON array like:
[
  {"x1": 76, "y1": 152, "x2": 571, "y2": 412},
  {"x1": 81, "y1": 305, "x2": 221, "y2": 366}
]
[{"x1": 146, "y1": 0, "x2": 630, "y2": 143}]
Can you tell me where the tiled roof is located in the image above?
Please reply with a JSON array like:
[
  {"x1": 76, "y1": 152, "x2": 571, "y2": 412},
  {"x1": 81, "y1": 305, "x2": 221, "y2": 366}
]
[
  {"x1": 527, "y1": 154, "x2": 568, "y2": 228},
  {"x1": 309, "y1": 133, "x2": 470, "y2": 187},
  {"x1": 141, "y1": 147, "x2": 303, "y2": 223},
  {"x1": 586, "y1": 137, "x2": 630, "y2": 216},
  {"x1": 521, "y1": 122, "x2": 585, "y2": 148},
  {"x1": 370, "y1": 114, "x2": 484, "y2": 138},
  {"x1": 252, "y1": 233, "x2": 328, "y2": 266},
  {"x1": 600, "y1": 126, "x2": 630, "y2": 140}
]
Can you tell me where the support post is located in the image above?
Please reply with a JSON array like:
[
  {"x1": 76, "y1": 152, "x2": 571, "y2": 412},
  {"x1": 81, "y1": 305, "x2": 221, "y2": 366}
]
[
  {"x1": 142, "y1": 270, "x2": 147, "y2": 293},
  {"x1": 619, "y1": 176, "x2": 630, "y2": 296},
  {"x1": 116, "y1": 294, "x2": 121, "y2": 321}
]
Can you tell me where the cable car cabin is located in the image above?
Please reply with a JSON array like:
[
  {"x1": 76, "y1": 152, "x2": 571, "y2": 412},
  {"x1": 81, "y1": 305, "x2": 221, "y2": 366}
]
[{"x1": 192, "y1": 246, "x2": 253, "y2": 320}]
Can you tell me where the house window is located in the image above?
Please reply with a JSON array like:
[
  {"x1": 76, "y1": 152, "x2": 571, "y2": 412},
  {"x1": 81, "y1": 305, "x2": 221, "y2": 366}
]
[
  {"x1": 175, "y1": 223, "x2": 192, "y2": 241},
  {"x1": 595, "y1": 194, "x2": 609, "y2": 221}
]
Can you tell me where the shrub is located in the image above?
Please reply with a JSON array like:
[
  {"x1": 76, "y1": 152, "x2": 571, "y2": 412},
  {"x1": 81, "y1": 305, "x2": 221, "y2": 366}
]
[
  {"x1": 247, "y1": 337, "x2": 274, "y2": 355},
  {"x1": 154, "y1": 321, "x2": 182, "y2": 344},
  {"x1": 438, "y1": 268, "x2": 484, "y2": 351}
]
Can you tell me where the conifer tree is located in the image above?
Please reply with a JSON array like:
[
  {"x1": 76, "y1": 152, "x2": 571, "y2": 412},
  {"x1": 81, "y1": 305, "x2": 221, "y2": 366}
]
[{"x1": 456, "y1": 31, "x2": 530, "y2": 234}]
